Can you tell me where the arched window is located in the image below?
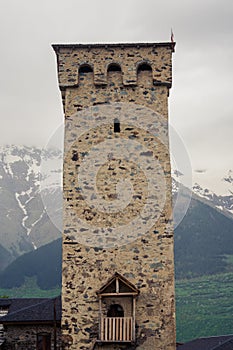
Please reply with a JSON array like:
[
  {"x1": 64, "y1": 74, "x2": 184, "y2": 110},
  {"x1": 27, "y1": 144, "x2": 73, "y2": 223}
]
[
  {"x1": 107, "y1": 304, "x2": 124, "y2": 317},
  {"x1": 79, "y1": 64, "x2": 93, "y2": 74},
  {"x1": 137, "y1": 62, "x2": 152, "y2": 73},
  {"x1": 107, "y1": 63, "x2": 122, "y2": 72}
]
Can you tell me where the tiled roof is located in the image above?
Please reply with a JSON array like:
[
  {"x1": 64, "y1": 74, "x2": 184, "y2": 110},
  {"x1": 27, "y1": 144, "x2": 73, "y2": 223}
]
[
  {"x1": 177, "y1": 335, "x2": 233, "y2": 350},
  {"x1": 212, "y1": 337, "x2": 233, "y2": 349},
  {"x1": 0, "y1": 299, "x2": 11, "y2": 307},
  {"x1": 0, "y1": 296, "x2": 61, "y2": 323}
]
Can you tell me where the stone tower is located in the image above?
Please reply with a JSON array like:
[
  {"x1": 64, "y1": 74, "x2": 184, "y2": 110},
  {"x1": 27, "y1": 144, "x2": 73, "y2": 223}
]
[{"x1": 53, "y1": 42, "x2": 176, "y2": 350}]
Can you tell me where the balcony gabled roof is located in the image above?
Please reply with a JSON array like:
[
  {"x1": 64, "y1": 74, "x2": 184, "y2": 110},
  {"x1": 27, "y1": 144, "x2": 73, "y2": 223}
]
[{"x1": 96, "y1": 272, "x2": 139, "y2": 296}]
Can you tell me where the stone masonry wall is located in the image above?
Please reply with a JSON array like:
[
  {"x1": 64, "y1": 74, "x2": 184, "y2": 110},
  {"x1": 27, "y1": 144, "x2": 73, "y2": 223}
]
[
  {"x1": 53, "y1": 43, "x2": 176, "y2": 350},
  {"x1": 2, "y1": 324, "x2": 62, "y2": 350}
]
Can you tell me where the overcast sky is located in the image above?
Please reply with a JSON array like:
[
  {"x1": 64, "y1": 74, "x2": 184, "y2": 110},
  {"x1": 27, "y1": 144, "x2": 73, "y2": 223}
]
[{"x1": 0, "y1": 0, "x2": 232, "y2": 192}]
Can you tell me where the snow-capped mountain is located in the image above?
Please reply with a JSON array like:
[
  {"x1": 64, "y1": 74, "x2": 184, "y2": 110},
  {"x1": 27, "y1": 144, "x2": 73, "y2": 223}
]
[
  {"x1": 172, "y1": 169, "x2": 233, "y2": 219},
  {"x1": 0, "y1": 145, "x2": 62, "y2": 270},
  {"x1": 192, "y1": 171, "x2": 233, "y2": 217}
]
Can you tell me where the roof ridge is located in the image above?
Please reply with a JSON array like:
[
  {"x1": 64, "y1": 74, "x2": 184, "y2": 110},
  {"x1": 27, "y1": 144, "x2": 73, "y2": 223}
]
[
  {"x1": 198, "y1": 335, "x2": 233, "y2": 340},
  {"x1": 210, "y1": 336, "x2": 233, "y2": 350}
]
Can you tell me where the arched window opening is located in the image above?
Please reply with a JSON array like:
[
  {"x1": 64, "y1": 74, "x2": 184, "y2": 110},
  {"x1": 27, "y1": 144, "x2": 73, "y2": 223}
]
[
  {"x1": 79, "y1": 64, "x2": 93, "y2": 73},
  {"x1": 107, "y1": 304, "x2": 124, "y2": 318},
  {"x1": 114, "y1": 118, "x2": 120, "y2": 133},
  {"x1": 137, "y1": 62, "x2": 152, "y2": 73},
  {"x1": 107, "y1": 63, "x2": 122, "y2": 72}
]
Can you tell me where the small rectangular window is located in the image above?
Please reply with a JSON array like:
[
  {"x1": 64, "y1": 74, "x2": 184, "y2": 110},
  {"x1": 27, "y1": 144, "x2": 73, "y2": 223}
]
[{"x1": 37, "y1": 334, "x2": 51, "y2": 350}]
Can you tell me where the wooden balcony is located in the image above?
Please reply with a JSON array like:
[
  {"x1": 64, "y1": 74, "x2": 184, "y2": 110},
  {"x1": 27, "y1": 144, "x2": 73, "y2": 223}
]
[{"x1": 100, "y1": 317, "x2": 133, "y2": 342}]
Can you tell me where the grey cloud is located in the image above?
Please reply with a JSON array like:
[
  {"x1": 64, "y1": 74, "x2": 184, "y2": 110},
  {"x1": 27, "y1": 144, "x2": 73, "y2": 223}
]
[{"x1": 0, "y1": 0, "x2": 232, "y2": 189}]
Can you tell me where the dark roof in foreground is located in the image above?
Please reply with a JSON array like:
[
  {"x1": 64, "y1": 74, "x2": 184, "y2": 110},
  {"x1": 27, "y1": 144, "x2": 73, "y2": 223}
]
[
  {"x1": 212, "y1": 337, "x2": 233, "y2": 349},
  {"x1": 0, "y1": 296, "x2": 61, "y2": 324},
  {"x1": 177, "y1": 335, "x2": 233, "y2": 350}
]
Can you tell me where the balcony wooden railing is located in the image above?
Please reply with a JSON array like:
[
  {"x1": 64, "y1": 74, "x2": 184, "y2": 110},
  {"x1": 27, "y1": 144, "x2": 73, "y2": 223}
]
[{"x1": 101, "y1": 317, "x2": 133, "y2": 342}]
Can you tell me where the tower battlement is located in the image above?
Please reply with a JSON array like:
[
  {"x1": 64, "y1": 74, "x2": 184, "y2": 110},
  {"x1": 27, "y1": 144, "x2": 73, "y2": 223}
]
[{"x1": 53, "y1": 42, "x2": 175, "y2": 88}]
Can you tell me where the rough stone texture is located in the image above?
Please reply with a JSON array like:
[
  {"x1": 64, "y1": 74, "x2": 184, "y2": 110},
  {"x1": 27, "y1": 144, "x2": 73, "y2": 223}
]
[
  {"x1": 53, "y1": 42, "x2": 176, "y2": 350},
  {"x1": 2, "y1": 325, "x2": 62, "y2": 350}
]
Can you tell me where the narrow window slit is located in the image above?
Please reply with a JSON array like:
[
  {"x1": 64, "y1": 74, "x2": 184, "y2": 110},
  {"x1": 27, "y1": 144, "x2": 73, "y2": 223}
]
[
  {"x1": 72, "y1": 151, "x2": 78, "y2": 161},
  {"x1": 114, "y1": 118, "x2": 120, "y2": 133}
]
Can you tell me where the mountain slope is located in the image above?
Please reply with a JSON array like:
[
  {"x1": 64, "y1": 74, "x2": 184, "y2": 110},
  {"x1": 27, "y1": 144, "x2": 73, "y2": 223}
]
[
  {"x1": 0, "y1": 244, "x2": 12, "y2": 271},
  {"x1": 1, "y1": 195, "x2": 233, "y2": 289},
  {"x1": 175, "y1": 197, "x2": 233, "y2": 279},
  {"x1": 0, "y1": 238, "x2": 62, "y2": 289}
]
